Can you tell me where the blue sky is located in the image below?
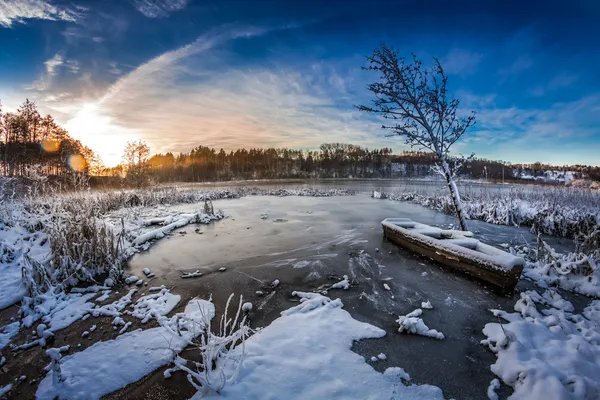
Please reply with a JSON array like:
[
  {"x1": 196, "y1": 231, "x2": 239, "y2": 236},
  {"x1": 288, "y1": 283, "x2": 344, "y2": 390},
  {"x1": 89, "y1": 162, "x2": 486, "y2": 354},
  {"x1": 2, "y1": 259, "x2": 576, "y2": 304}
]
[{"x1": 1, "y1": 0, "x2": 599, "y2": 167}]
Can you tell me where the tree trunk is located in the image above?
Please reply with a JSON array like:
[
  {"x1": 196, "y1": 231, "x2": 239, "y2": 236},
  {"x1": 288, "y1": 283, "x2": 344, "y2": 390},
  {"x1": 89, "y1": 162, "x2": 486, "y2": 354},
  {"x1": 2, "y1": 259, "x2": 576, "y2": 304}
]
[{"x1": 441, "y1": 157, "x2": 468, "y2": 231}]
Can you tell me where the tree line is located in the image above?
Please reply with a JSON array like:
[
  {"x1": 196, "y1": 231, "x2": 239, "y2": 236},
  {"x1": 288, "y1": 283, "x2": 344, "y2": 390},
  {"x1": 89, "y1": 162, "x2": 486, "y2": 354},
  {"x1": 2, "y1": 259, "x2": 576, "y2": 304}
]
[
  {"x1": 2, "y1": 99, "x2": 598, "y2": 186},
  {"x1": 110, "y1": 142, "x2": 591, "y2": 185},
  {"x1": 0, "y1": 99, "x2": 99, "y2": 178}
]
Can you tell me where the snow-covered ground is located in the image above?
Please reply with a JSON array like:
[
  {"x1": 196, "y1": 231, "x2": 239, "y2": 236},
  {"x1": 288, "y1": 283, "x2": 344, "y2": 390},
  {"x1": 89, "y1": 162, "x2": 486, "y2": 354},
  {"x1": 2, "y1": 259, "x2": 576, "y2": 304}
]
[{"x1": 482, "y1": 290, "x2": 600, "y2": 399}]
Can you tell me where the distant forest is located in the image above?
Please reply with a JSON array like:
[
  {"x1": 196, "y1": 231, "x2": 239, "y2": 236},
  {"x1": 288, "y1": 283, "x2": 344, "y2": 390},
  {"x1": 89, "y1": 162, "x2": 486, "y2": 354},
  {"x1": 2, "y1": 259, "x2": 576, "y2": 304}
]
[
  {"x1": 2, "y1": 99, "x2": 599, "y2": 184},
  {"x1": 105, "y1": 144, "x2": 596, "y2": 183}
]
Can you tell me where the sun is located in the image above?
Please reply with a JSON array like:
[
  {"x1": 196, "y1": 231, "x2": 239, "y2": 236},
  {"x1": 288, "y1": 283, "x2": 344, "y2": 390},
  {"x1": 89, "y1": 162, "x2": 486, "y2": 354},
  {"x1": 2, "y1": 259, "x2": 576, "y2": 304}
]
[{"x1": 64, "y1": 102, "x2": 138, "y2": 168}]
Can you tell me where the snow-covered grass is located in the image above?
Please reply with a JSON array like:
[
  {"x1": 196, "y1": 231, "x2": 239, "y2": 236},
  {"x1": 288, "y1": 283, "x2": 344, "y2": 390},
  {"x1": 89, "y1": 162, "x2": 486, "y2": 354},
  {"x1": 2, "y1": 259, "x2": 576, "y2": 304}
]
[
  {"x1": 384, "y1": 186, "x2": 600, "y2": 239},
  {"x1": 174, "y1": 294, "x2": 251, "y2": 397},
  {"x1": 482, "y1": 290, "x2": 600, "y2": 399}
]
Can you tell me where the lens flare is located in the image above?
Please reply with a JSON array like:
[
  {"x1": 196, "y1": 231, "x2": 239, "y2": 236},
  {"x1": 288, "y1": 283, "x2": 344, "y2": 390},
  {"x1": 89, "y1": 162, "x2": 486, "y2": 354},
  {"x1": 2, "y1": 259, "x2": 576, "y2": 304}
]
[
  {"x1": 41, "y1": 139, "x2": 59, "y2": 153},
  {"x1": 67, "y1": 154, "x2": 87, "y2": 172}
]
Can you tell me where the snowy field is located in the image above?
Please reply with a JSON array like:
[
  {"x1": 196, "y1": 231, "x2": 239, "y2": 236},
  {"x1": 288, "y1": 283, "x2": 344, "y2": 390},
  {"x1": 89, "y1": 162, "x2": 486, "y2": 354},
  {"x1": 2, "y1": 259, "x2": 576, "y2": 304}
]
[{"x1": 0, "y1": 185, "x2": 598, "y2": 399}]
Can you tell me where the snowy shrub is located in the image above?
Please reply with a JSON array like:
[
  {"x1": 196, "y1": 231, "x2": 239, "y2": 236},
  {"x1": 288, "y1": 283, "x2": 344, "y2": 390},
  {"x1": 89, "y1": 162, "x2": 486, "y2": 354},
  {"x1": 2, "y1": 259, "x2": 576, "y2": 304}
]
[
  {"x1": 173, "y1": 293, "x2": 251, "y2": 397},
  {"x1": 386, "y1": 186, "x2": 600, "y2": 239},
  {"x1": 522, "y1": 237, "x2": 600, "y2": 297},
  {"x1": 47, "y1": 209, "x2": 126, "y2": 288}
]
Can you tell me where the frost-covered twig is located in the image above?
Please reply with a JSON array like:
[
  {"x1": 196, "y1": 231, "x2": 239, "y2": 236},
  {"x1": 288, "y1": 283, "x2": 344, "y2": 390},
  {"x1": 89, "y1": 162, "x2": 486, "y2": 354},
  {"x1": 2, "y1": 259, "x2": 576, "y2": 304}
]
[{"x1": 174, "y1": 294, "x2": 251, "y2": 397}]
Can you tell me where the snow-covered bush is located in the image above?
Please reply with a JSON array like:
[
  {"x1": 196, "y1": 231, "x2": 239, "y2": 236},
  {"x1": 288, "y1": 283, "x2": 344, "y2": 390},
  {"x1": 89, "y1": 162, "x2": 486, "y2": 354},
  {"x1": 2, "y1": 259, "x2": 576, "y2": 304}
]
[
  {"x1": 521, "y1": 237, "x2": 600, "y2": 297},
  {"x1": 386, "y1": 186, "x2": 600, "y2": 239},
  {"x1": 173, "y1": 294, "x2": 251, "y2": 397}
]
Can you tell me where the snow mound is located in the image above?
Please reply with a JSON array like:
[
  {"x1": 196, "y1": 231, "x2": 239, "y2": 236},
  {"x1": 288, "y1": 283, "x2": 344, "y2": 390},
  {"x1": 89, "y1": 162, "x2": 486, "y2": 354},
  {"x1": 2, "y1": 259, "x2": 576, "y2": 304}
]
[
  {"x1": 397, "y1": 309, "x2": 445, "y2": 340},
  {"x1": 210, "y1": 292, "x2": 443, "y2": 399},
  {"x1": 128, "y1": 288, "x2": 181, "y2": 323},
  {"x1": 331, "y1": 275, "x2": 350, "y2": 290},
  {"x1": 482, "y1": 291, "x2": 600, "y2": 399}
]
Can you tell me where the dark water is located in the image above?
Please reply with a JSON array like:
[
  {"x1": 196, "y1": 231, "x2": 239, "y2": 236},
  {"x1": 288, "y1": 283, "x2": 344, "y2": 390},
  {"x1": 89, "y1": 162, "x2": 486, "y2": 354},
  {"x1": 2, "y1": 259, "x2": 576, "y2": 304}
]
[{"x1": 128, "y1": 194, "x2": 573, "y2": 399}]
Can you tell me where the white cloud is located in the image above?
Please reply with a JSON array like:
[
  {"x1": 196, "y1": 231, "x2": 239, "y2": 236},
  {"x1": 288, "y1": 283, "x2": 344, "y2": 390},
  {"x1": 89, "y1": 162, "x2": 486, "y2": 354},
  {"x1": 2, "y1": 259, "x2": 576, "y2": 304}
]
[
  {"x1": 132, "y1": 0, "x2": 190, "y2": 18},
  {"x1": 28, "y1": 53, "x2": 81, "y2": 91},
  {"x1": 441, "y1": 48, "x2": 483, "y2": 76},
  {"x1": 0, "y1": 0, "x2": 80, "y2": 27},
  {"x1": 50, "y1": 26, "x2": 397, "y2": 164}
]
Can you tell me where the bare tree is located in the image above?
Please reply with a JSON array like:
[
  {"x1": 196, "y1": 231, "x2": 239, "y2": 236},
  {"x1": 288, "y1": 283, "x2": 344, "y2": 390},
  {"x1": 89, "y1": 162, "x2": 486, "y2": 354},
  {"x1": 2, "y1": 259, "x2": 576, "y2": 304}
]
[
  {"x1": 122, "y1": 140, "x2": 151, "y2": 188},
  {"x1": 358, "y1": 44, "x2": 475, "y2": 231}
]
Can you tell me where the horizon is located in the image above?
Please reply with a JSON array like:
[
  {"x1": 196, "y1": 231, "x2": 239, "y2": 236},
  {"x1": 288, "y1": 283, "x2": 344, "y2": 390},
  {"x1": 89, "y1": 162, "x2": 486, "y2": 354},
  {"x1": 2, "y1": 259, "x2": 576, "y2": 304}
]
[{"x1": 1, "y1": 0, "x2": 599, "y2": 167}]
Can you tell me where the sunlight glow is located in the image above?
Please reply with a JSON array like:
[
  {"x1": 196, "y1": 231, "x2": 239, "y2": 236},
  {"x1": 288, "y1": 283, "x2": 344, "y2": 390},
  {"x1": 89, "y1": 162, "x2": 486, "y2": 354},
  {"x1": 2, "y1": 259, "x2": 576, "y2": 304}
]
[
  {"x1": 64, "y1": 102, "x2": 138, "y2": 167},
  {"x1": 67, "y1": 154, "x2": 86, "y2": 172}
]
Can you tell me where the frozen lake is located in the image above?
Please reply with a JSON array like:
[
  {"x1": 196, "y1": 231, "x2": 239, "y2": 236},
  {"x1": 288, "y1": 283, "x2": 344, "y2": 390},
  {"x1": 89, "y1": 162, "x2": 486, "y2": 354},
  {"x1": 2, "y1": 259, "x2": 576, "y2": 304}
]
[
  {"x1": 127, "y1": 193, "x2": 574, "y2": 399},
  {"x1": 166, "y1": 177, "x2": 557, "y2": 196}
]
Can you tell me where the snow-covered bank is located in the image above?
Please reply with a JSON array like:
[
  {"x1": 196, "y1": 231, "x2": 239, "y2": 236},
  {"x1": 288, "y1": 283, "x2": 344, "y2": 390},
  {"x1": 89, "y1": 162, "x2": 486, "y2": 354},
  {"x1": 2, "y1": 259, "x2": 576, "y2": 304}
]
[
  {"x1": 195, "y1": 292, "x2": 444, "y2": 399},
  {"x1": 482, "y1": 290, "x2": 600, "y2": 399},
  {"x1": 36, "y1": 298, "x2": 214, "y2": 400},
  {"x1": 0, "y1": 186, "x2": 354, "y2": 312}
]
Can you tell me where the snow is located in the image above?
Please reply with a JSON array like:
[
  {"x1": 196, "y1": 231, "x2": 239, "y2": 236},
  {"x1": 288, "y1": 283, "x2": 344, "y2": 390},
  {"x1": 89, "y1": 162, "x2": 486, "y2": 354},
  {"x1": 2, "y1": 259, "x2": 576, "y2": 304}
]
[
  {"x1": 42, "y1": 293, "x2": 97, "y2": 331},
  {"x1": 205, "y1": 292, "x2": 443, "y2": 399},
  {"x1": 397, "y1": 309, "x2": 445, "y2": 340},
  {"x1": 331, "y1": 275, "x2": 350, "y2": 290},
  {"x1": 482, "y1": 290, "x2": 600, "y2": 399},
  {"x1": 36, "y1": 298, "x2": 215, "y2": 400},
  {"x1": 523, "y1": 251, "x2": 600, "y2": 297},
  {"x1": 421, "y1": 301, "x2": 433, "y2": 309},
  {"x1": 383, "y1": 283, "x2": 391, "y2": 291},
  {"x1": 0, "y1": 263, "x2": 25, "y2": 310},
  {"x1": 377, "y1": 353, "x2": 387, "y2": 360},
  {"x1": 487, "y1": 378, "x2": 500, "y2": 400},
  {"x1": 0, "y1": 322, "x2": 20, "y2": 350},
  {"x1": 382, "y1": 218, "x2": 524, "y2": 272},
  {"x1": 124, "y1": 275, "x2": 139, "y2": 285},
  {"x1": 142, "y1": 268, "x2": 154, "y2": 278},
  {"x1": 242, "y1": 302, "x2": 253, "y2": 312},
  {"x1": 133, "y1": 211, "x2": 223, "y2": 246},
  {"x1": 271, "y1": 279, "x2": 280, "y2": 287},
  {"x1": 128, "y1": 288, "x2": 181, "y2": 323},
  {"x1": 181, "y1": 270, "x2": 203, "y2": 279},
  {"x1": 0, "y1": 384, "x2": 12, "y2": 397}
]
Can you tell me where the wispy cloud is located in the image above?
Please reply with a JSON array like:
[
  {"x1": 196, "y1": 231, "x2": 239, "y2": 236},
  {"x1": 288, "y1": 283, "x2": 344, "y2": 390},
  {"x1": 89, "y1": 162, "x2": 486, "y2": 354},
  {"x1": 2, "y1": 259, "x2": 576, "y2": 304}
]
[
  {"x1": 441, "y1": 48, "x2": 484, "y2": 77},
  {"x1": 530, "y1": 72, "x2": 579, "y2": 97},
  {"x1": 132, "y1": 0, "x2": 190, "y2": 18},
  {"x1": 498, "y1": 54, "x2": 533, "y2": 78},
  {"x1": 53, "y1": 25, "x2": 394, "y2": 166},
  {"x1": 458, "y1": 93, "x2": 600, "y2": 153},
  {"x1": 0, "y1": 0, "x2": 81, "y2": 28},
  {"x1": 27, "y1": 53, "x2": 81, "y2": 91}
]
